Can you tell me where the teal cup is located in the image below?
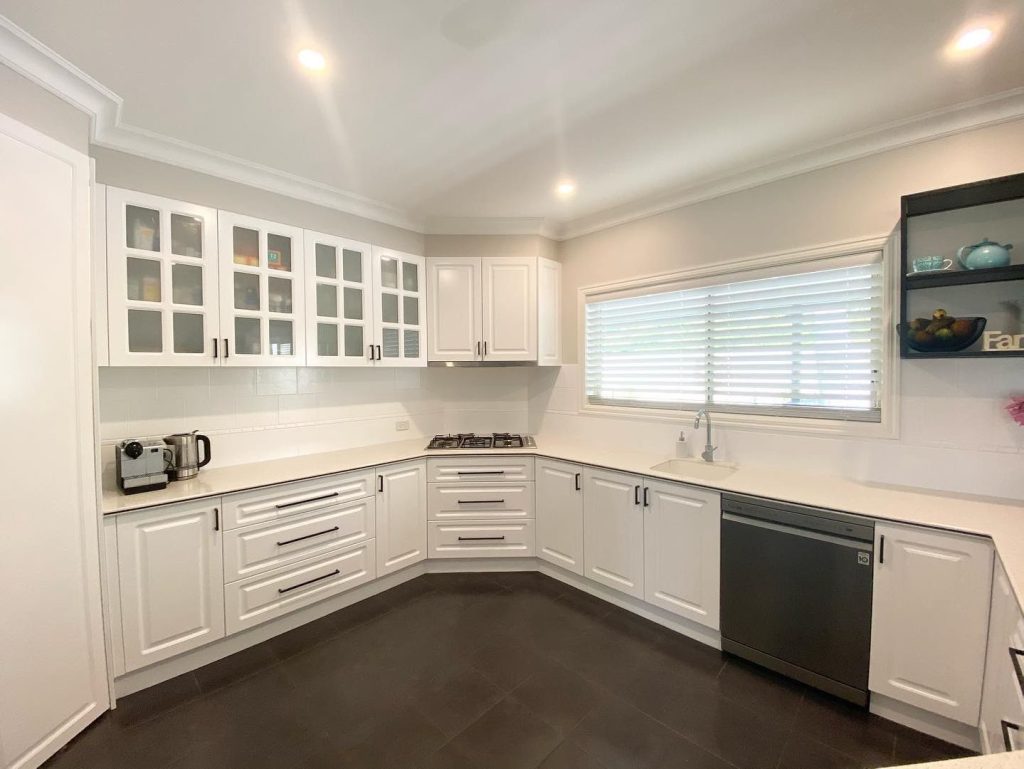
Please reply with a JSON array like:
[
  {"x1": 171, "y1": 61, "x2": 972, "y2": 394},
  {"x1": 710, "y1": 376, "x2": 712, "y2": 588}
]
[{"x1": 912, "y1": 255, "x2": 953, "y2": 272}]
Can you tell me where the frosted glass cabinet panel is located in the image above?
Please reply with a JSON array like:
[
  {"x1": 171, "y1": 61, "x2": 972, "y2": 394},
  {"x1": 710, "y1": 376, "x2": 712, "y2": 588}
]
[
  {"x1": 107, "y1": 188, "x2": 219, "y2": 365},
  {"x1": 304, "y1": 231, "x2": 374, "y2": 366},
  {"x1": 218, "y1": 212, "x2": 305, "y2": 366},
  {"x1": 371, "y1": 247, "x2": 426, "y2": 367}
]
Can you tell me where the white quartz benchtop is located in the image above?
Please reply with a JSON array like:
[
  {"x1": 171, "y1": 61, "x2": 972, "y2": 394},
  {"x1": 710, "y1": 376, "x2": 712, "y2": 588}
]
[
  {"x1": 888, "y1": 753, "x2": 1024, "y2": 768},
  {"x1": 101, "y1": 436, "x2": 1024, "y2": 604}
]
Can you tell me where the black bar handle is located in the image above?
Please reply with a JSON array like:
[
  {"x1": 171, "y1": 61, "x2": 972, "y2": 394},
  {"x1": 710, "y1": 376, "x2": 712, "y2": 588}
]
[
  {"x1": 643, "y1": 486, "x2": 650, "y2": 507},
  {"x1": 634, "y1": 485, "x2": 641, "y2": 505},
  {"x1": 213, "y1": 507, "x2": 219, "y2": 532},
  {"x1": 1010, "y1": 648, "x2": 1024, "y2": 696},
  {"x1": 879, "y1": 534, "x2": 885, "y2": 565},
  {"x1": 376, "y1": 344, "x2": 382, "y2": 360},
  {"x1": 213, "y1": 338, "x2": 218, "y2": 359},
  {"x1": 457, "y1": 536, "x2": 506, "y2": 541},
  {"x1": 224, "y1": 338, "x2": 230, "y2": 359},
  {"x1": 378, "y1": 474, "x2": 384, "y2": 493},
  {"x1": 457, "y1": 499, "x2": 505, "y2": 504},
  {"x1": 476, "y1": 340, "x2": 481, "y2": 357},
  {"x1": 1001, "y1": 720, "x2": 1019, "y2": 752},
  {"x1": 368, "y1": 344, "x2": 375, "y2": 360},
  {"x1": 457, "y1": 470, "x2": 505, "y2": 476},
  {"x1": 276, "y1": 526, "x2": 340, "y2": 547},
  {"x1": 278, "y1": 569, "x2": 341, "y2": 594},
  {"x1": 575, "y1": 472, "x2": 581, "y2": 491},
  {"x1": 483, "y1": 341, "x2": 488, "y2": 357},
  {"x1": 274, "y1": 492, "x2": 339, "y2": 510}
]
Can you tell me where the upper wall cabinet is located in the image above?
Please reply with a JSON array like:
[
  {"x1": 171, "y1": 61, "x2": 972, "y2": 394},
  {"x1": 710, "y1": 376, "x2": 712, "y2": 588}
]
[
  {"x1": 106, "y1": 188, "x2": 219, "y2": 366},
  {"x1": 372, "y1": 247, "x2": 426, "y2": 367},
  {"x1": 426, "y1": 255, "x2": 561, "y2": 364},
  {"x1": 218, "y1": 211, "x2": 306, "y2": 367},
  {"x1": 304, "y1": 231, "x2": 374, "y2": 366}
]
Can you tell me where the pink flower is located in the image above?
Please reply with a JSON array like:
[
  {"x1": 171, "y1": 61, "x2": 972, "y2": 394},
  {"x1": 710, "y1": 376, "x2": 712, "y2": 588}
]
[{"x1": 1008, "y1": 397, "x2": 1024, "y2": 427}]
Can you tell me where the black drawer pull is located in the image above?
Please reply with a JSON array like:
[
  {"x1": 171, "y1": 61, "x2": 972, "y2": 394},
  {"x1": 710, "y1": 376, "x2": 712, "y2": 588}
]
[
  {"x1": 575, "y1": 472, "x2": 581, "y2": 491},
  {"x1": 457, "y1": 536, "x2": 506, "y2": 541},
  {"x1": 1001, "y1": 720, "x2": 1020, "y2": 752},
  {"x1": 276, "y1": 526, "x2": 340, "y2": 547},
  {"x1": 274, "y1": 492, "x2": 339, "y2": 510},
  {"x1": 879, "y1": 534, "x2": 885, "y2": 564},
  {"x1": 278, "y1": 569, "x2": 341, "y2": 594},
  {"x1": 457, "y1": 499, "x2": 505, "y2": 504},
  {"x1": 1010, "y1": 648, "x2": 1024, "y2": 696},
  {"x1": 456, "y1": 470, "x2": 505, "y2": 476}
]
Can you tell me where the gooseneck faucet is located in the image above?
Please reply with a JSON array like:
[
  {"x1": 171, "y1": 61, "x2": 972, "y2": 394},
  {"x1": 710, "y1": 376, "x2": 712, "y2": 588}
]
[{"x1": 694, "y1": 409, "x2": 717, "y2": 463}]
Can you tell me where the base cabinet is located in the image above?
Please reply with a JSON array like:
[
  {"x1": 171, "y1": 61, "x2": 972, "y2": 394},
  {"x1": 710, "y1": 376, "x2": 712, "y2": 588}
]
[
  {"x1": 869, "y1": 522, "x2": 993, "y2": 724},
  {"x1": 376, "y1": 460, "x2": 428, "y2": 575},
  {"x1": 116, "y1": 500, "x2": 225, "y2": 672},
  {"x1": 583, "y1": 467, "x2": 644, "y2": 599},
  {"x1": 643, "y1": 480, "x2": 720, "y2": 629},
  {"x1": 536, "y1": 458, "x2": 583, "y2": 575},
  {"x1": 980, "y1": 560, "x2": 1024, "y2": 753}
]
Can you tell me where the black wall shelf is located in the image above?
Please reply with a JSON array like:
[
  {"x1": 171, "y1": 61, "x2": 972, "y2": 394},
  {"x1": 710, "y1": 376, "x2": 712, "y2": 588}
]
[{"x1": 905, "y1": 264, "x2": 1024, "y2": 290}]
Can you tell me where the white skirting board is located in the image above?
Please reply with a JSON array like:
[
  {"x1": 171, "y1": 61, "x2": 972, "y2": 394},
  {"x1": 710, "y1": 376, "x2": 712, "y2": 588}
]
[{"x1": 870, "y1": 693, "x2": 981, "y2": 753}]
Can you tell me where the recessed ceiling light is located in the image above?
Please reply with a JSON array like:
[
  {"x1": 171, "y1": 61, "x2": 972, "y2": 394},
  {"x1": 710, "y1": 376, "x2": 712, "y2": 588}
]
[
  {"x1": 954, "y1": 26, "x2": 994, "y2": 52},
  {"x1": 946, "y1": 22, "x2": 1000, "y2": 59},
  {"x1": 298, "y1": 48, "x2": 326, "y2": 71},
  {"x1": 555, "y1": 180, "x2": 577, "y2": 198}
]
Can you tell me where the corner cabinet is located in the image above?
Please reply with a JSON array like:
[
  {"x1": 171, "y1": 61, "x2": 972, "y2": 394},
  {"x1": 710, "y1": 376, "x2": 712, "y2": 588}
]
[
  {"x1": 106, "y1": 188, "x2": 220, "y2": 365},
  {"x1": 426, "y1": 255, "x2": 560, "y2": 363},
  {"x1": 869, "y1": 522, "x2": 993, "y2": 724},
  {"x1": 536, "y1": 458, "x2": 584, "y2": 575},
  {"x1": 116, "y1": 500, "x2": 225, "y2": 672}
]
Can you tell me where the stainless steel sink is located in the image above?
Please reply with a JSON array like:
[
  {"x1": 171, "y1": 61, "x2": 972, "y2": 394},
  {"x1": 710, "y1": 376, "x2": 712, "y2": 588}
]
[{"x1": 650, "y1": 458, "x2": 738, "y2": 482}]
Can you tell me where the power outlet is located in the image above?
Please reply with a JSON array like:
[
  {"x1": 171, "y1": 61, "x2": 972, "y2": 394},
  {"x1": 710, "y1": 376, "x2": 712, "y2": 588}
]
[{"x1": 395, "y1": 420, "x2": 410, "y2": 432}]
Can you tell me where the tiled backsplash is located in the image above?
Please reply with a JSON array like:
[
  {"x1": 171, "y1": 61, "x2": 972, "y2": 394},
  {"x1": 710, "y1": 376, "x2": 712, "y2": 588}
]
[{"x1": 528, "y1": 362, "x2": 1024, "y2": 500}]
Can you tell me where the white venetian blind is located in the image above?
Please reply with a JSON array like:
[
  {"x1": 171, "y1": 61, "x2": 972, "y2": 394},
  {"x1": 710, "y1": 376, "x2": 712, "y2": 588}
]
[{"x1": 585, "y1": 254, "x2": 884, "y2": 421}]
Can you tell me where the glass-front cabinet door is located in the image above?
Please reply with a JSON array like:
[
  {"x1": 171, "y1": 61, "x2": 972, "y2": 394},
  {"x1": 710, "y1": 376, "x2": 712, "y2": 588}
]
[
  {"x1": 371, "y1": 247, "x2": 426, "y2": 367},
  {"x1": 217, "y1": 212, "x2": 305, "y2": 367},
  {"x1": 106, "y1": 188, "x2": 219, "y2": 366},
  {"x1": 304, "y1": 231, "x2": 373, "y2": 366}
]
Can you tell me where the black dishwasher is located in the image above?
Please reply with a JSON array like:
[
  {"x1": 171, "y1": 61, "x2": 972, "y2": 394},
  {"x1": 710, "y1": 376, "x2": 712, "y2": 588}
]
[{"x1": 720, "y1": 493, "x2": 875, "y2": 706}]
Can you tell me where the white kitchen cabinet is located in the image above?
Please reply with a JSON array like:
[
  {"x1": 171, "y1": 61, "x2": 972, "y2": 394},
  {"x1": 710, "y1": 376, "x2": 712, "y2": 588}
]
[
  {"x1": 643, "y1": 480, "x2": 720, "y2": 629},
  {"x1": 869, "y1": 522, "x2": 993, "y2": 724},
  {"x1": 375, "y1": 460, "x2": 428, "y2": 575},
  {"x1": 428, "y1": 520, "x2": 535, "y2": 558},
  {"x1": 371, "y1": 246, "x2": 426, "y2": 366},
  {"x1": 583, "y1": 467, "x2": 645, "y2": 599},
  {"x1": 106, "y1": 187, "x2": 220, "y2": 365},
  {"x1": 426, "y1": 255, "x2": 560, "y2": 363},
  {"x1": 116, "y1": 500, "x2": 225, "y2": 672},
  {"x1": 218, "y1": 211, "x2": 305, "y2": 366},
  {"x1": 535, "y1": 458, "x2": 584, "y2": 575},
  {"x1": 304, "y1": 230, "x2": 374, "y2": 366},
  {"x1": 979, "y1": 560, "x2": 1024, "y2": 754}
]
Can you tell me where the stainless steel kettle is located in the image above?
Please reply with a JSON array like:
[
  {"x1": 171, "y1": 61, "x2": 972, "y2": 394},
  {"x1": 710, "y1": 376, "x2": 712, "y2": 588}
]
[{"x1": 163, "y1": 430, "x2": 212, "y2": 481}]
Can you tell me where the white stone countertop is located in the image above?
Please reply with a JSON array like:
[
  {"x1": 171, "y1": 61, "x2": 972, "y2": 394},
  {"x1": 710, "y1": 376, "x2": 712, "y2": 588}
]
[
  {"x1": 888, "y1": 753, "x2": 1024, "y2": 767},
  {"x1": 101, "y1": 435, "x2": 1024, "y2": 606}
]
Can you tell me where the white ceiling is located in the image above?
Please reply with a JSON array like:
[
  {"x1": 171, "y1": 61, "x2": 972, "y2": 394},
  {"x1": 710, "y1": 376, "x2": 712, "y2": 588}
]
[{"x1": 2, "y1": 0, "x2": 1023, "y2": 236}]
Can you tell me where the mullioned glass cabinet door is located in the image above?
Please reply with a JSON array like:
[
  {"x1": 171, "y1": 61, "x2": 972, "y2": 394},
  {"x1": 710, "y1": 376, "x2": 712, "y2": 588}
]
[
  {"x1": 217, "y1": 211, "x2": 305, "y2": 367},
  {"x1": 371, "y1": 247, "x2": 426, "y2": 367},
  {"x1": 304, "y1": 231, "x2": 374, "y2": 366},
  {"x1": 106, "y1": 188, "x2": 220, "y2": 365}
]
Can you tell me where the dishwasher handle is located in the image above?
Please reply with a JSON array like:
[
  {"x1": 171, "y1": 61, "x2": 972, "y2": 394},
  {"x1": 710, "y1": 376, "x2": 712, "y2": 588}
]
[{"x1": 723, "y1": 512, "x2": 874, "y2": 552}]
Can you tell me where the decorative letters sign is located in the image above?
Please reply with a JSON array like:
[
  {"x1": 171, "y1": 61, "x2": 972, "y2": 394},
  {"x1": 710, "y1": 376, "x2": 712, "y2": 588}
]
[{"x1": 982, "y1": 331, "x2": 1024, "y2": 351}]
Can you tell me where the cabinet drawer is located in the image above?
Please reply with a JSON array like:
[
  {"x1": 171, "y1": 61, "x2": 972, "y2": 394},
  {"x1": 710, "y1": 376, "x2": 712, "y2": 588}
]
[
  {"x1": 223, "y1": 497, "x2": 375, "y2": 582},
  {"x1": 428, "y1": 520, "x2": 535, "y2": 558},
  {"x1": 225, "y1": 540, "x2": 376, "y2": 634},
  {"x1": 427, "y1": 483, "x2": 534, "y2": 521},
  {"x1": 427, "y1": 456, "x2": 534, "y2": 483},
  {"x1": 222, "y1": 470, "x2": 374, "y2": 529}
]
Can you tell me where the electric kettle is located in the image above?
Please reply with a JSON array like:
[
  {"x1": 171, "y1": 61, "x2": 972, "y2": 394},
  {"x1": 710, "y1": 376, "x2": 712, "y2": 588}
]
[{"x1": 163, "y1": 431, "x2": 212, "y2": 481}]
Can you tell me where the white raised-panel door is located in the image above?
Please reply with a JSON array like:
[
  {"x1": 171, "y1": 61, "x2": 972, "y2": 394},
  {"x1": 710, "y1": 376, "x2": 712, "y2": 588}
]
[
  {"x1": 218, "y1": 211, "x2": 305, "y2": 366},
  {"x1": 304, "y1": 231, "x2": 373, "y2": 366},
  {"x1": 643, "y1": 480, "x2": 720, "y2": 629},
  {"x1": 372, "y1": 247, "x2": 426, "y2": 366},
  {"x1": 869, "y1": 522, "x2": 993, "y2": 724},
  {"x1": 583, "y1": 467, "x2": 644, "y2": 598},
  {"x1": 107, "y1": 187, "x2": 219, "y2": 365},
  {"x1": 0, "y1": 113, "x2": 108, "y2": 769},
  {"x1": 482, "y1": 257, "x2": 536, "y2": 361},
  {"x1": 537, "y1": 257, "x2": 561, "y2": 366},
  {"x1": 376, "y1": 460, "x2": 427, "y2": 575},
  {"x1": 117, "y1": 500, "x2": 225, "y2": 672},
  {"x1": 979, "y1": 561, "x2": 1022, "y2": 754},
  {"x1": 427, "y1": 257, "x2": 481, "y2": 361},
  {"x1": 536, "y1": 459, "x2": 583, "y2": 575}
]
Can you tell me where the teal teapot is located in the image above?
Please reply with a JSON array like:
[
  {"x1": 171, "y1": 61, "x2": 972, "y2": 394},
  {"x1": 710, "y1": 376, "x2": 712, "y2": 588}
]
[{"x1": 956, "y1": 238, "x2": 1013, "y2": 269}]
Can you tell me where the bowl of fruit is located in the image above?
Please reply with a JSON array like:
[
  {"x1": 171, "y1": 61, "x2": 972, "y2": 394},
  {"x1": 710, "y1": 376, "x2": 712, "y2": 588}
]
[{"x1": 900, "y1": 310, "x2": 986, "y2": 353}]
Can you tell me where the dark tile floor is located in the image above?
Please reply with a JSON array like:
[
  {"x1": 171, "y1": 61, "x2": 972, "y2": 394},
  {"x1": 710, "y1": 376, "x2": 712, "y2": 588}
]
[{"x1": 45, "y1": 572, "x2": 974, "y2": 769}]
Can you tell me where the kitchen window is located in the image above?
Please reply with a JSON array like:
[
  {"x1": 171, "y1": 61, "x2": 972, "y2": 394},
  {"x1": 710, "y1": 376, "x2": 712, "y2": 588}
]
[{"x1": 583, "y1": 247, "x2": 887, "y2": 424}]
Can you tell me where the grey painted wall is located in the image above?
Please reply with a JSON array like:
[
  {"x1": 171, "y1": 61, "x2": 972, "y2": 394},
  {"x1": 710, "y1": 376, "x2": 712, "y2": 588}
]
[{"x1": 0, "y1": 63, "x2": 91, "y2": 152}]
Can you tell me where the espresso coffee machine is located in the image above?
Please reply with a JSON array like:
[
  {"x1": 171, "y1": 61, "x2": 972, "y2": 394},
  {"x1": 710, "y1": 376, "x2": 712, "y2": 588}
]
[
  {"x1": 116, "y1": 439, "x2": 170, "y2": 494},
  {"x1": 163, "y1": 431, "x2": 212, "y2": 481}
]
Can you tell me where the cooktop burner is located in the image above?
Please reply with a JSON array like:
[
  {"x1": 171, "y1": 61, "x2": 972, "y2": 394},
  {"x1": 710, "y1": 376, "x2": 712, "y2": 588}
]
[{"x1": 426, "y1": 433, "x2": 536, "y2": 450}]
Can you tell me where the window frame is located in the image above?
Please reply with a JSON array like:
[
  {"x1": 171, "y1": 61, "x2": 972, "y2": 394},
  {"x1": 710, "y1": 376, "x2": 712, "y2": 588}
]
[{"x1": 576, "y1": 235, "x2": 900, "y2": 439}]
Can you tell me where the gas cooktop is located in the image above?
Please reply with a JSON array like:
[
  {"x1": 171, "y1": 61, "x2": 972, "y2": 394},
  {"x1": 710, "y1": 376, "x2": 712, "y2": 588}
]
[{"x1": 426, "y1": 433, "x2": 537, "y2": 450}]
